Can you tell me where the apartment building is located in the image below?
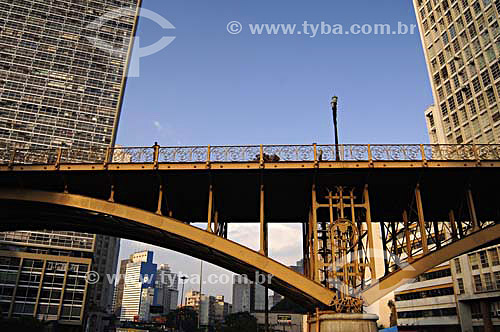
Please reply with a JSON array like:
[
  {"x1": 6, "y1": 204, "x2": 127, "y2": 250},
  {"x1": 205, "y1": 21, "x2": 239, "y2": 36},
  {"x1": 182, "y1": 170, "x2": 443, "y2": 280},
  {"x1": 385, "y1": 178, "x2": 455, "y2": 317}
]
[{"x1": 413, "y1": 0, "x2": 500, "y2": 144}]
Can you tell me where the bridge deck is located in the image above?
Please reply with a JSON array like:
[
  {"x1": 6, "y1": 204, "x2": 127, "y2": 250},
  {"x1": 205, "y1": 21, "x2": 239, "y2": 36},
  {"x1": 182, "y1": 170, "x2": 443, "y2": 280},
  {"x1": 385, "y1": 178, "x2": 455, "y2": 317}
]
[{"x1": 1, "y1": 163, "x2": 499, "y2": 224}]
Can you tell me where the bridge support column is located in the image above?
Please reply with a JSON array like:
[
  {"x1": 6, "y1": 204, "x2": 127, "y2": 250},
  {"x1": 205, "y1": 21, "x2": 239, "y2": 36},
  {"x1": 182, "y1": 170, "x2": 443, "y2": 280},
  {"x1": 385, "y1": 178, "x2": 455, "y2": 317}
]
[{"x1": 308, "y1": 312, "x2": 378, "y2": 332}]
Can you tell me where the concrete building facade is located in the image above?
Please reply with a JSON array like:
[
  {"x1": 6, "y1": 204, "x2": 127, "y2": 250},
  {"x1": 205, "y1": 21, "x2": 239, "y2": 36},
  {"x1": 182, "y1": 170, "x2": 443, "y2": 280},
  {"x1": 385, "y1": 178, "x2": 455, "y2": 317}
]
[
  {"x1": 452, "y1": 244, "x2": 500, "y2": 332},
  {"x1": 395, "y1": 263, "x2": 459, "y2": 332},
  {"x1": 413, "y1": 0, "x2": 500, "y2": 144},
  {"x1": 0, "y1": 0, "x2": 142, "y2": 329}
]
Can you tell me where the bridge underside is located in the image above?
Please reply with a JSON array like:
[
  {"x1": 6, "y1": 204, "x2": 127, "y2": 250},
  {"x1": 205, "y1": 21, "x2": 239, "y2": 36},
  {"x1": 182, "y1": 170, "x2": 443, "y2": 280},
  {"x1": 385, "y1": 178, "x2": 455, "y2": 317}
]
[
  {"x1": 1, "y1": 167, "x2": 499, "y2": 223},
  {"x1": 1, "y1": 163, "x2": 499, "y2": 309}
]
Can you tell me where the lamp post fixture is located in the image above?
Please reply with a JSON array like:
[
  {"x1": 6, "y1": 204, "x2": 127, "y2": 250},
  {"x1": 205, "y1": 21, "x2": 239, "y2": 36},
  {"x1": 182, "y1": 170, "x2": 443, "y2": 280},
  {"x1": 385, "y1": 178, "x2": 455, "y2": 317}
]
[
  {"x1": 180, "y1": 275, "x2": 188, "y2": 307},
  {"x1": 331, "y1": 96, "x2": 340, "y2": 161}
]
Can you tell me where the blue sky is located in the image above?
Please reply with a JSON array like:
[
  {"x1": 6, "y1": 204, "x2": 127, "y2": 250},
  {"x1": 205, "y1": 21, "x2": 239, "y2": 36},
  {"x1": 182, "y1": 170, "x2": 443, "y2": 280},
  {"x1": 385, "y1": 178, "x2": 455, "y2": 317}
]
[{"x1": 115, "y1": 0, "x2": 434, "y2": 302}]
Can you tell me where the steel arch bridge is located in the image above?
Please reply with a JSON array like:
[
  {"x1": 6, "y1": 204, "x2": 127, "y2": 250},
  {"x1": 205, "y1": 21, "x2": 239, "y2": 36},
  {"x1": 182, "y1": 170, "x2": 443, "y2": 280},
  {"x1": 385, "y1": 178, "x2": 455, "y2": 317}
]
[{"x1": 1, "y1": 143, "x2": 499, "y2": 311}]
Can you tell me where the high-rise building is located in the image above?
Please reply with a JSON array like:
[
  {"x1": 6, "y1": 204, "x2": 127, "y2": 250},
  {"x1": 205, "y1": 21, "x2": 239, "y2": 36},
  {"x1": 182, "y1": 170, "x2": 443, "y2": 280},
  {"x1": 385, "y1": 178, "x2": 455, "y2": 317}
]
[
  {"x1": 0, "y1": 231, "x2": 94, "y2": 324},
  {"x1": 154, "y1": 264, "x2": 179, "y2": 314},
  {"x1": 413, "y1": 0, "x2": 500, "y2": 144},
  {"x1": 112, "y1": 258, "x2": 131, "y2": 317},
  {"x1": 232, "y1": 274, "x2": 265, "y2": 313},
  {"x1": 120, "y1": 251, "x2": 157, "y2": 322},
  {"x1": 0, "y1": 0, "x2": 142, "y2": 329}
]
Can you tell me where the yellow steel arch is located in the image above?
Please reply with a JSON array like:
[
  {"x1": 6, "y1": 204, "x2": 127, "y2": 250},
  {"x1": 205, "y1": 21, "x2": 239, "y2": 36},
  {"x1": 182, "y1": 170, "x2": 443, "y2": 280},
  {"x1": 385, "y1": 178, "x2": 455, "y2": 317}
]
[
  {"x1": 0, "y1": 188, "x2": 336, "y2": 309},
  {"x1": 0, "y1": 188, "x2": 498, "y2": 308},
  {"x1": 362, "y1": 222, "x2": 500, "y2": 305}
]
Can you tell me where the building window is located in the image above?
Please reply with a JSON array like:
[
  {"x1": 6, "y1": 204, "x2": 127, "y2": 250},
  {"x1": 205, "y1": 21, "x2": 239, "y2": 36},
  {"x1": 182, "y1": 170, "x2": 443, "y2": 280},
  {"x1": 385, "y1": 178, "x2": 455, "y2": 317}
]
[
  {"x1": 489, "y1": 248, "x2": 500, "y2": 266},
  {"x1": 484, "y1": 273, "x2": 494, "y2": 290},
  {"x1": 474, "y1": 274, "x2": 483, "y2": 292},
  {"x1": 494, "y1": 271, "x2": 500, "y2": 289},
  {"x1": 455, "y1": 258, "x2": 462, "y2": 274},
  {"x1": 480, "y1": 251, "x2": 489, "y2": 268},
  {"x1": 457, "y1": 278, "x2": 465, "y2": 294},
  {"x1": 469, "y1": 253, "x2": 479, "y2": 270}
]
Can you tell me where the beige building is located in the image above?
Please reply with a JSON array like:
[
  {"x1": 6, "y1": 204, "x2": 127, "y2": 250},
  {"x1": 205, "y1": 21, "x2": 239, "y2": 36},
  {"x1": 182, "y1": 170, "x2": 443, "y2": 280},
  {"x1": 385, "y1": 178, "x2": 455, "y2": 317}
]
[
  {"x1": 413, "y1": 0, "x2": 500, "y2": 144},
  {"x1": 452, "y1": 244, "x2": 500, "y2": 332}
]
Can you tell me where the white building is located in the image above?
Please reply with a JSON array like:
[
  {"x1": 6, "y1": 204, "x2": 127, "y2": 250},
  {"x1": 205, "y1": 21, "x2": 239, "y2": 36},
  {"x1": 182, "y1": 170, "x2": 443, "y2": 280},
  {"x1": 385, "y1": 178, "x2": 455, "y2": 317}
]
[{"x1": 120, "y1": 251, "x2": 157, "y2": 322}]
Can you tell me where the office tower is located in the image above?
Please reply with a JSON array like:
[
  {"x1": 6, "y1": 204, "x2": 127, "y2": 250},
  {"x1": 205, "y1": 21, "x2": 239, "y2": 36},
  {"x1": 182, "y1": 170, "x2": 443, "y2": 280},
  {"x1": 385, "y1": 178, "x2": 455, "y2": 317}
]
[
  {"x1": 413, "y1": 0, "x2": 500, "y2": 144},
  {"x1": 112, "y1": 258, "x2": 131, "y2": 316},
  {"x1": 154, "y1": 264, "x2": 179, "y2": 314},
  {"x1": 0, "y1": 0, "x2": 142, "y2": 329},
  {"x1": 0, "y1": 231, "x2": 94, "y2": 324},
  {"x1": 232, "y1": 274, "x2": 265, "y2": 313},
  {"x1": 120, "y1": 251, "x2": 157, "y2": 322}
]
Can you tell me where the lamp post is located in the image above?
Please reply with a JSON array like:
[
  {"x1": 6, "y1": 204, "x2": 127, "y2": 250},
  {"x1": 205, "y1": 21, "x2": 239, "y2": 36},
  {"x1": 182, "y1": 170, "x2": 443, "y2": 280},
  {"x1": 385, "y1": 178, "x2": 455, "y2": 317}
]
[
  {"x1": 180, "y1": 275, "x2": 188, "y2": 307},
  {"x1": 331, "y1": 96, "x2": 340, "y2": 161},
  {"x1": 178, "y1": 275, "x2": 188, "y2": 332}
]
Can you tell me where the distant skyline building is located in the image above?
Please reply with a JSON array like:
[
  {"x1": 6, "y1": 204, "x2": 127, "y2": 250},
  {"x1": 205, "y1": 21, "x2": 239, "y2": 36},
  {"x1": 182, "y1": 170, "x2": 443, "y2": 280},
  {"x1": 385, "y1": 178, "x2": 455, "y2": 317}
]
[
  {"x1": 232, "y1": 274, "x2": 265, "y2": 313},
  {"x1": 113, "y1": 258, "x2": 131, "y2": 317},
  {"x1": 154, "y1": 264, "x2": 179, "y2": 314},
  {"x1": 413, "y1": 0, "x2": 500, "y2": 144},
  {"x1": 0, "y1": 0, "x2": 143, "y2": 329},
  {"x1": 214, "y1": 295, "x2": 232, "y2": 323},
  {"x1": 120, "y1": 251, "x2": 157, "y2": 322},
  {"x1": 184, "y1": 290, "x2": 217, "y2": 327}
]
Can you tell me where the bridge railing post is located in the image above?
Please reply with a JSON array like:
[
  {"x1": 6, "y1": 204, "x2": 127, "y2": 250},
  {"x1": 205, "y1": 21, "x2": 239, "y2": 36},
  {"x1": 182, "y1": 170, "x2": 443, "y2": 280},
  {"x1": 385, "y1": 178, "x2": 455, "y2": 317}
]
[
  {"x1": 420, "y1": 144, "x2": 427, "y2": 166},
  {"x1": 313, "y1": 143, "x2": 318, "y2": 167},
  {"x1": 367, "y1": 144, "x2": 373, "y2": 166},
  {"x1": 104, "y1": 147, "x2": 112, "y2": 166},
  {"x1": 206, "y1": 145, "x2": 211, "y2": 167},
  {"x1": 153, "y1": 142, "x2": 160, "y2": 168},
  {"x1": 8, "y1": 148, "x2": 16, "y2": 168},
  {"x1": 472, "y1": 143, "x2": 481, "y2": 165},
  {"x1": 55, "y1": 148, "x2": 63, "y2": 168},
  {"x1": 259, "y1": 144, "x2": 264, "y2": 168}
]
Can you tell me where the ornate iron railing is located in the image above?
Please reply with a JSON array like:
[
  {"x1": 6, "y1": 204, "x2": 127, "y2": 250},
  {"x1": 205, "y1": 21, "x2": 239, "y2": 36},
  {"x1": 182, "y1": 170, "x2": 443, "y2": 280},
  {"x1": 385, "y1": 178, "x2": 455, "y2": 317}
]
[{"x1": 1, "y1": 143, "x2": 500, "y2": 166}]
